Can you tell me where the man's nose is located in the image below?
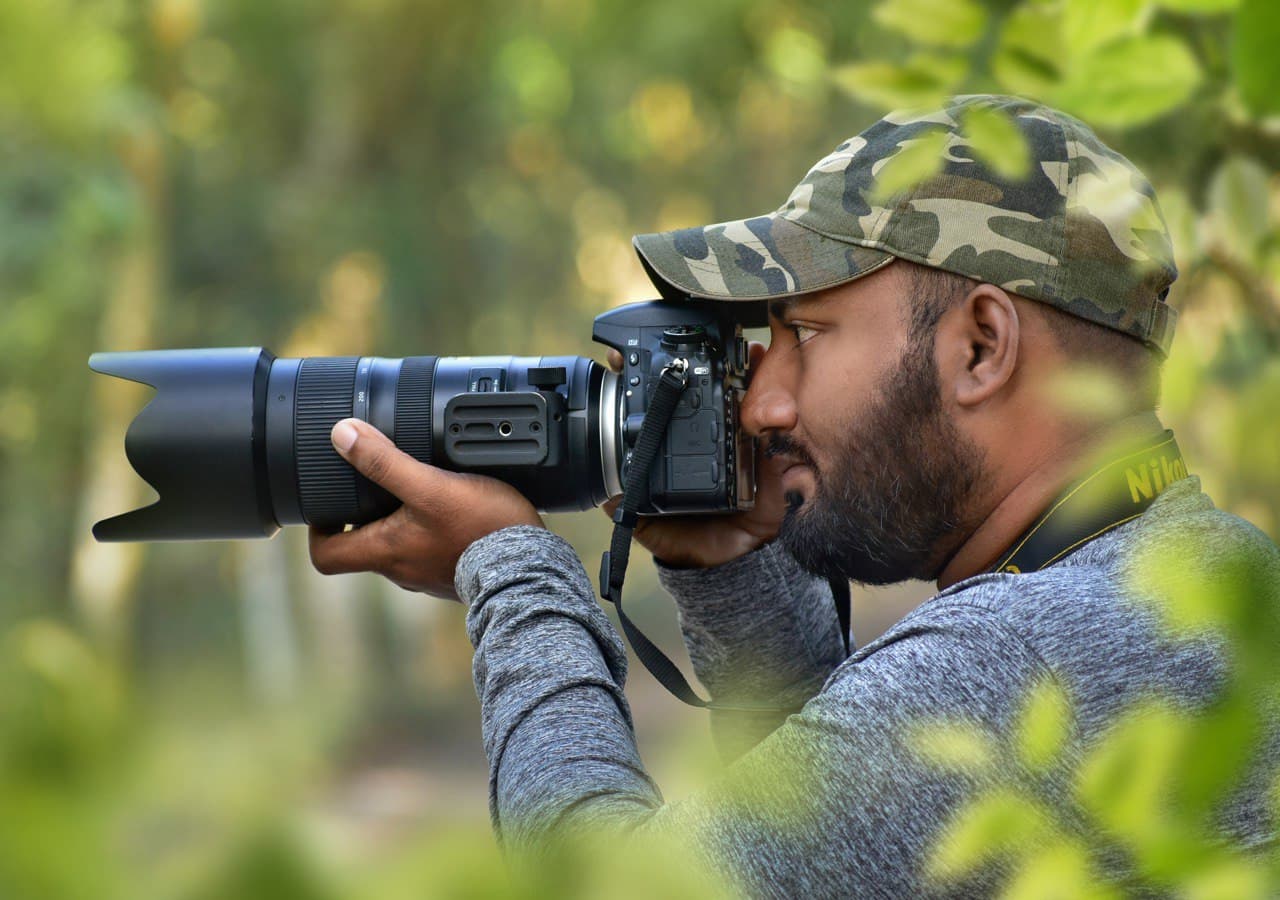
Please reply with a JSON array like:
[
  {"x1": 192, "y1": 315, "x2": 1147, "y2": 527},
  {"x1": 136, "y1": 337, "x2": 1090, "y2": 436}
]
[{"x1": 740, "y1": 347, "x2": 798, "y2": 438}]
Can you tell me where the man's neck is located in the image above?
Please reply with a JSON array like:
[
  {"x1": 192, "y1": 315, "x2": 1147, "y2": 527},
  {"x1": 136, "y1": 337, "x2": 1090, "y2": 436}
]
[{"x1": 936, "y1": 412, "x2": 1165, "y2": 590}]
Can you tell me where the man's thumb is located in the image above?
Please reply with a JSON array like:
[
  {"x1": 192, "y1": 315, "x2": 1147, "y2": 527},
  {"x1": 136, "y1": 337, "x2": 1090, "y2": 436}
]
[
  {"x1": 332, "y1": 419, "x2": 360, "y2": 453},
  {"x1": 330, "y1": 418, "x2": 428, "y2": 499}
]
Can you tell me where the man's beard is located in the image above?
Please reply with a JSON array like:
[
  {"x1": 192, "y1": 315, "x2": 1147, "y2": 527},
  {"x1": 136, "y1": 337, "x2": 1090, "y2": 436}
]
[{"x1": 772, "y1": 339, "x2": 986, "y2": 585}]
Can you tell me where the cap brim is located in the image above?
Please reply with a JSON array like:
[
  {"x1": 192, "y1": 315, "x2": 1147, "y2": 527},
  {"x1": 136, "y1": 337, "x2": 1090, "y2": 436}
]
[{"x1": 633, "y1": 212, "x2": 894, "y2": 326}]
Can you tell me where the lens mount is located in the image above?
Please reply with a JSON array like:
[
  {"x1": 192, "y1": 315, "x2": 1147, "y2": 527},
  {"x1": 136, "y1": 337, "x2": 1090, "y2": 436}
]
[{"x1": 598, "y1": 369, "x2": 622, "y2": 500}]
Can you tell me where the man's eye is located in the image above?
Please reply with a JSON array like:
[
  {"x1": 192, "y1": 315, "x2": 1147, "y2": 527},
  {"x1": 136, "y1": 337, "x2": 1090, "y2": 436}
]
[{"x1": 789, "y1": 324, "x2": 818, "y2": 344}]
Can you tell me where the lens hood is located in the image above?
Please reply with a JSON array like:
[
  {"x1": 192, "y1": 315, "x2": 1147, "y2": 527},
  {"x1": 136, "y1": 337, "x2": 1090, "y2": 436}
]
[{"x1": 88, "y1": 348, "x2": 278, "y2": 541}]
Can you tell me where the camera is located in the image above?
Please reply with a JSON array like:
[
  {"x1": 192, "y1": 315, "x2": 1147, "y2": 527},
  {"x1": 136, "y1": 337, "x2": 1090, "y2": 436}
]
[{"x1": 88, "y1": 299, "x2": 755, "y2": 542}]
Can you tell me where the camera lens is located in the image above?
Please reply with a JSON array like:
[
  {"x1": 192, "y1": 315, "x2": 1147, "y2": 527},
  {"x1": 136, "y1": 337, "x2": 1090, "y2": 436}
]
[{"x1": 88, "y1": 350, "x2": 613, "y2": 541}]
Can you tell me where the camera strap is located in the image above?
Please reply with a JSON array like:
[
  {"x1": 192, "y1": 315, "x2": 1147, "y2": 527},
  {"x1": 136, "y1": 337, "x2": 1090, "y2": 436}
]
[
  {"x1": 599, "y1": 360, "x2": 848, "y2": 712},
  {"x1": 988, "y1": 424, "x2": 1186, "y2": 575}
]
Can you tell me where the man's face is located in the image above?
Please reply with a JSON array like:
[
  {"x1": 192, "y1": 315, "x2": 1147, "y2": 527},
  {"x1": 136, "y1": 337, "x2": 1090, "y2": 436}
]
[{"x1": 741, "y1": 264, "x2": 986, "y2": 585}]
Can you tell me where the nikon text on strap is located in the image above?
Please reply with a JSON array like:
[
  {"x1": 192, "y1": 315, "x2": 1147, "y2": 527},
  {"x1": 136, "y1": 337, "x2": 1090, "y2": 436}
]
[{"x1": 991, "y1": 426, "x2": 1187, "y2": 575}]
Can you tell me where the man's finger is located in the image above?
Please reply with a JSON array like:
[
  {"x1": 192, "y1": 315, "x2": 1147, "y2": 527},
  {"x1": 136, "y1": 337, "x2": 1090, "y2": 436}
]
[
  {"x1": 330, "y1": 418, "x2": 448, "y2": 502},
  {"x1": 309, "y1": 521, "x2": 393, "y2": 576},
  {"x1": 606, "y1": 349, "x2": 624, "y2": 373}
]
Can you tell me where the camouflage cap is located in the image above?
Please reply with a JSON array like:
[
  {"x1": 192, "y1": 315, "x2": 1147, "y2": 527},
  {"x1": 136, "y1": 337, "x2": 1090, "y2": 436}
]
[{"x1": 633, "y1": 94, "x2": 1178, "y2": 356}]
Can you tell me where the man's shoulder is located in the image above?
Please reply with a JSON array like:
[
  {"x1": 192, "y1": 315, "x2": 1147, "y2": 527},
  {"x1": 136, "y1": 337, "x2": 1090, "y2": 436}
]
[
  {"x1": 925, "y1": 475, "x2": 1277, "y2": 624},
  {"x1": 861, "y1": 476, "x2": 1279, "y2": 727}
]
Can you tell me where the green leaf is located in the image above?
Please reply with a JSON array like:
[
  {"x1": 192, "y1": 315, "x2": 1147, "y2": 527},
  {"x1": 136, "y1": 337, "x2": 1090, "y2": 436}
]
[
  {"x1": 830, "y1": 53, "x2": 967, "y2": 111},
  {"x1": 1206, "y1": 155, "x2": 1271, "y2": 260},
  {"x1": 910, "y1": 720, "x2": 997, "y2": 772},
  {"x1": 999, "y1": 840, "x2": 1122, "y2": 900},
  {"x1": 1181, "y1": 858, "x2": 1271, "y2": 900},
  {"x1": 1063, "y1": 0, "x2": 1146, "y2": 58},
  {"x1": 962, "y1": 105, "x2": 1031, "y2": 181},
  {"x1": 1077, "y1": 702, "x2": 1189, "y2": 840},
  {"x1": 870, "y1": 127, "x2": 952, "y2": 202},
  {"x1": 1127, "y1": 535, "x2": 1245, "y2": 635},
  {"x1": 1051, "y1": 35, "x2": 1202, "y2": 127},
  {"x1": 764, "y1": 27, "x2": 828, "y2": 88},
  {"x1": 926, "y1": 789, "x2": 1053, "y2": 882},
  {"x1": 1157, "y1": 0, "x2": 1240, "y2": 11},
  {"x1": 871, "y1": 0, "x2": 987, "y2": 49},
  {"x1": 1015, "y1": 678, "x2": 1072, "y2": 773},
  {"x1": 1233, "y1": 0, "x2": 1280, "y2": 118},
  {"x1": 992, "y1": 4, "x2": 1066, "y2": 98}
]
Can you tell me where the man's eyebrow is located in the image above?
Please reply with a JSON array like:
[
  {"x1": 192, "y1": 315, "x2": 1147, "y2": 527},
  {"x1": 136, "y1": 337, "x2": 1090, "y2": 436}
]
[{"x1": 768, "y1": 298, "x2": 797, "y2": 322}]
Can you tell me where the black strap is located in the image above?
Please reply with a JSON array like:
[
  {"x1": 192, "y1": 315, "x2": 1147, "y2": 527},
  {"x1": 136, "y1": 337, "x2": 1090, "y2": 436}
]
[
  {"x1": 991, "y1": 428, "x2": 1187, "y2": 575},
  {"x1": 599, "y1": 360, "x2": 845, "y2": 713},
  {"x1": 831, "y1": 576, "x2": 851, "y2": 656}
]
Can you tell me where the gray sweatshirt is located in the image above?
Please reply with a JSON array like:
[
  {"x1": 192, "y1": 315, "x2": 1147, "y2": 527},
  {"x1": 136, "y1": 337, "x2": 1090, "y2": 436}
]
[{"x1": 456, "y1": 476, "x2": 1280, "y2": 897}]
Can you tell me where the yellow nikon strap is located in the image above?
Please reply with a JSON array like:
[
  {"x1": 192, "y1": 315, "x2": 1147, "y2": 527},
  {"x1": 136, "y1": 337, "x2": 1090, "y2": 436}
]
[{"x1": 991, "y1": 429, "x2": 1187, "y2": 575}]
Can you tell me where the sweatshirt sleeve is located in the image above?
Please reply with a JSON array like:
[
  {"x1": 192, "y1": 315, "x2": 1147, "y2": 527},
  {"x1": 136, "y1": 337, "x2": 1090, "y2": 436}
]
[
  {"x1": 457, "y1": 526, "x2": 1051, "y2": 898},
  {"x1": 657, "y1": 542, "x2": 848, "y2": 759}
]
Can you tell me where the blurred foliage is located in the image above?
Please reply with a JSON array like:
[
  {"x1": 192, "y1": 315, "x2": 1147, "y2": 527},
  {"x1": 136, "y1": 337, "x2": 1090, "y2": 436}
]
[
  {"x1": 0, "y1": 0, "x2": 1276, "y2": 896},
  {"x1": 920, "y1": 539, "x2": 1280, "y2": 898}
]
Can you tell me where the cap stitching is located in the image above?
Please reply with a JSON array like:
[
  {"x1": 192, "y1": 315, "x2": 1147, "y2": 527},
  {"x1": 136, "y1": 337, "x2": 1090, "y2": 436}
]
[{"x1": 1051, "y1": 109, "x2": 1074, "y2": 309}]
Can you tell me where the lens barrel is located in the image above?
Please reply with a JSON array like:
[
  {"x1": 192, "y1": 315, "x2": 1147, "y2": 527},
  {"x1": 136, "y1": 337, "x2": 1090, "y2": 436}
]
[{"x1": 89, "y1": 349, "x2": 609, "y2": 541}]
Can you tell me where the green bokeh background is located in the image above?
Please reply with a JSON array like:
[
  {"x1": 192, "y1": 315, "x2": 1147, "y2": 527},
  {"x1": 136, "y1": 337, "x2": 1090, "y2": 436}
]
[{"x1": 1, "y1": 0, "x2": 1277, "y2": 896}]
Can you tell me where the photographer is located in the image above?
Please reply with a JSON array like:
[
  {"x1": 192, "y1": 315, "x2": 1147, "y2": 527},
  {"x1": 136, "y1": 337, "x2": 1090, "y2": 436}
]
[{"x1": 309, "y1": 94, "x2": 1280, "y2": 895}]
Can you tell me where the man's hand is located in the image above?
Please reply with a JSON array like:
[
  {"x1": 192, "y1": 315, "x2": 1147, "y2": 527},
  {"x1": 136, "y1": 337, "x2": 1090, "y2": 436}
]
[
  {"x1": 309, "y1": 418, "x2": 543, "y2": 600},
  {"x1": 602, "y1": 344, "x2": 788, "y2": 569}
]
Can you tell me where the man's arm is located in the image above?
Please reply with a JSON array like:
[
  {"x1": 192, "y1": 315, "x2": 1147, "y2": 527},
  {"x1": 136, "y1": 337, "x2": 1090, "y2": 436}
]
[
  {"x1": 657, "y1": 544, "x2": 847, "y2": 760},
  {"x1": 459, "y1": 526, "x2": 1050, "y2": 897}
]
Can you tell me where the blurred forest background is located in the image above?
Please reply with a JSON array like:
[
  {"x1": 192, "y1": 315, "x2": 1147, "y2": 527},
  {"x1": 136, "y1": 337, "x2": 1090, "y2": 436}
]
[{"x1": 1, "y1": 0, "x2": 1277, "y2": 897}]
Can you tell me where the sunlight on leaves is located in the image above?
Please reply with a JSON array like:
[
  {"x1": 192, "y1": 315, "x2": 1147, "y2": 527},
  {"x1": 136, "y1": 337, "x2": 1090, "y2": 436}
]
[{"x1": 870, "y1": 0, "x2": 987, "y2": 49}]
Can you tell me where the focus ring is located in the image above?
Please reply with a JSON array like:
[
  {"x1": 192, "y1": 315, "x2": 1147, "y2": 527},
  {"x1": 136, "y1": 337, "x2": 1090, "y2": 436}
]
[
  {"x1": 396, "y1": 356, "x2": 436, "y2": 465},
  {"x1": 296, "y1": 357, "x2": 359, "y2": 527}
]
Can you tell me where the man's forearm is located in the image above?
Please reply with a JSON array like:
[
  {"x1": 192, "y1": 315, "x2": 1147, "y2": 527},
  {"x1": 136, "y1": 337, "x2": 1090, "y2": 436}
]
[
  {"x1": 459, "y1": 526, "x2": 662, "y2": 846},
  {"x1": 658, "y1": 542, "x2": 847, "y2": 758}
]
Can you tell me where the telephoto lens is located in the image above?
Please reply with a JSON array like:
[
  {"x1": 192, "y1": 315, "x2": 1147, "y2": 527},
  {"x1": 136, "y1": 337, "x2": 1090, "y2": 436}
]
[{"x1": 88, "y1": 349, "x2": 612, "y2": 541}]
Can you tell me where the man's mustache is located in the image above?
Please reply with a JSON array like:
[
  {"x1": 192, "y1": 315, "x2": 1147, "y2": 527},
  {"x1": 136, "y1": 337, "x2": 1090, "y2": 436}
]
[{"x1": 765, "y1": 433, "x2": 817, "y2": 470}]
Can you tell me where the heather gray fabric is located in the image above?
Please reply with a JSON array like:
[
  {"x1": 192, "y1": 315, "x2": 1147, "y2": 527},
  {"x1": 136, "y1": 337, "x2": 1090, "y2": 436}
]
[{"x1": 457, "y1": 476, "x2": 1280, "y2": 897}]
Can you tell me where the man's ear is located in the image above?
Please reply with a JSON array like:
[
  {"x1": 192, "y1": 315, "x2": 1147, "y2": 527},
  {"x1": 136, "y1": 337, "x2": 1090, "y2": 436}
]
[{"x1": 937, "y1": 283, "x2": 1020, "y2": 409}]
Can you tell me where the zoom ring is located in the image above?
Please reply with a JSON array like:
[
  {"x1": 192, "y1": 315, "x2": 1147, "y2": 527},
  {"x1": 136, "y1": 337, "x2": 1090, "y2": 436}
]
[
  {"x1": 396, "y1": 356, "x2": 436, "y2": 466},
  {"x1": 296, "y1": 357, "x2": 360, "y2": 527}
]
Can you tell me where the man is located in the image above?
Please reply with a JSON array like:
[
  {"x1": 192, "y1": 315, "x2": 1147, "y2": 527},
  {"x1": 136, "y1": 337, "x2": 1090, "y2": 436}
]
[{"x1": 310, "y1": 95, "x2": 1280, "y2": 895}]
